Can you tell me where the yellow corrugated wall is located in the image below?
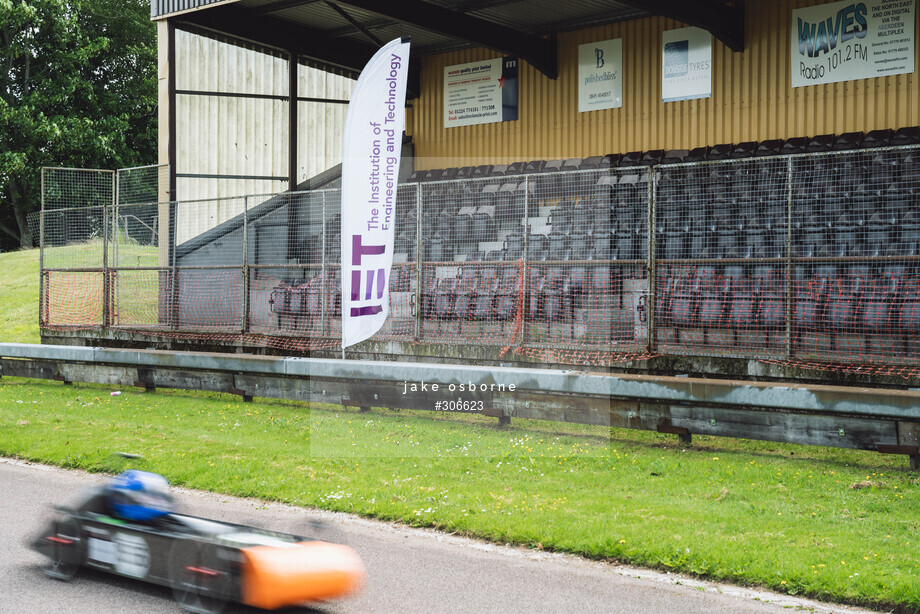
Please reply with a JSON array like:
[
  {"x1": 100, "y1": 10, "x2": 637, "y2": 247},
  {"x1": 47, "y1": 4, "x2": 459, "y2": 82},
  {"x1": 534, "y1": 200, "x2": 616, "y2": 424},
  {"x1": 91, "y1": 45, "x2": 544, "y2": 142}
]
[{"x1": 407, "y1": 0, "x2": 919, "y2": 168}]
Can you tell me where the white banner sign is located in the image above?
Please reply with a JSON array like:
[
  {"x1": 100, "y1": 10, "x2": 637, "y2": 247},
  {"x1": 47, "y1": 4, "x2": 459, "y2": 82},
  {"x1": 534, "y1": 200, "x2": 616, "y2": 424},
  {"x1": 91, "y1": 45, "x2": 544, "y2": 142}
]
[
  {"x1": 662, "y1": 27, "x2": 712, "y2": 102},
  {"x1": 444, "y1": 57, "x2": 518, "y2": 128},
  {"x1": 578, "y1": 38, "x2": 623, "y2": 113},
  {"x1": 791, "y1": 0, "x2": 915, "y2": 87},
  {"x1": 341, "y1": 38, "x2": 410, "y2": 349}
]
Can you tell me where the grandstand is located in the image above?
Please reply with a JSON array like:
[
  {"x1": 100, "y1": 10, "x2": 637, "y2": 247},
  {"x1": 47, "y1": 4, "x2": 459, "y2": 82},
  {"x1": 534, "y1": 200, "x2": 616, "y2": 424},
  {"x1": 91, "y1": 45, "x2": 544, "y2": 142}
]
[{"x1": 38, "y1": 1, "x2": 920, "y2": 387}]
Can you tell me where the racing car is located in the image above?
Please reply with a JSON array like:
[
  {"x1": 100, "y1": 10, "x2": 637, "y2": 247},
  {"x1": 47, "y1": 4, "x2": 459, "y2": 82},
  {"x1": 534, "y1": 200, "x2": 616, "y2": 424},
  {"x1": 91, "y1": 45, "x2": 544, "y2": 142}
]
[{"x1": 31, "y1": 469, "x2": 365, "y2": 613}]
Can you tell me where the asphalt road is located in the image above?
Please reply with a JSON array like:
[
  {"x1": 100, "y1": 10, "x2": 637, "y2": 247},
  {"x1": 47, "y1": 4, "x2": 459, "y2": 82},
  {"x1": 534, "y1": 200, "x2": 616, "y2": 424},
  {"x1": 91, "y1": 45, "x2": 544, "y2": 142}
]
[{"x1": 0, "y1": 458, "x2": 884, "y2": 614}]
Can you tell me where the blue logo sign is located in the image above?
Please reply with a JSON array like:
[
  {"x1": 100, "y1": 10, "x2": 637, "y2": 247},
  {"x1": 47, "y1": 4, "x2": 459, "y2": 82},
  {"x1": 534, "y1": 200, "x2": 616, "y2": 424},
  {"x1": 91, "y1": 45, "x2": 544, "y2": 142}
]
[{"x1": 663, "y1": 40, "x2": 689, "y2": 78}]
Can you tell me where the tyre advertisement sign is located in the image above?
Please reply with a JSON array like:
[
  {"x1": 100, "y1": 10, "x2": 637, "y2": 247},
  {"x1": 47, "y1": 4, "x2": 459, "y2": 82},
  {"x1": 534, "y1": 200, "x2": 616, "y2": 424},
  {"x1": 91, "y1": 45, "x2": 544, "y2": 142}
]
[
  {"x1": 791, "y1": 0, "x2": 915, "y2": 87},
  {"x1": 443, "y1": 57, "x2": 518, "y2": 128},
  {"x1": 578, "y1": 38, "x2": 623, "y2": 112},
  {"x1": 662, "y1": 27, "x2": 712, "y2": 103}
]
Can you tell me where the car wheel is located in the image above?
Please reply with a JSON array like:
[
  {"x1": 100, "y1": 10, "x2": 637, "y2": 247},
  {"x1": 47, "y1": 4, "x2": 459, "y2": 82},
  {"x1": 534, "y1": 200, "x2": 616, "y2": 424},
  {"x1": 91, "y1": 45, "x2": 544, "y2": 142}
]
[
  {"x1": 43, "y1": 517, "x2": 82, "y2": 581},
  {"x1": 168, "y1": 539, "x2": 232, "y2": 614}
]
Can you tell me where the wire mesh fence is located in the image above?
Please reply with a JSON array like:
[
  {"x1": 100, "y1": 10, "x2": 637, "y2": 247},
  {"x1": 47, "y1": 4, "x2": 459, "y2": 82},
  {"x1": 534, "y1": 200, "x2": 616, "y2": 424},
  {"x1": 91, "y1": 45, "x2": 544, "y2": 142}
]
[{"x1": 37, "y1": 146, "x2": 920, "y2": 369}]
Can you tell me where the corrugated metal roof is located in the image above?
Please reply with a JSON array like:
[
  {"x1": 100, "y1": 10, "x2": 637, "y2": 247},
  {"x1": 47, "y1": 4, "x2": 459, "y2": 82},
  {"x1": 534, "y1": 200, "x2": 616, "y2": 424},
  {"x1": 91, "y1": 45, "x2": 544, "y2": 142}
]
[
  {"x1": 157, "y1": 0, "x2": 654, "y2": 55},
  {"x1": 151, "y1": 0, "x2": 240, "y2": 19}
]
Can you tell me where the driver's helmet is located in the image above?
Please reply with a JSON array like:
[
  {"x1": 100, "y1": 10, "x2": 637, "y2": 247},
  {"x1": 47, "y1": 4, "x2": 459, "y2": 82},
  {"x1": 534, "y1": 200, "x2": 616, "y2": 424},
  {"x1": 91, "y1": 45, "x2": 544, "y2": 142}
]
[{"x1": 107, "y1": 470, "x2": 174, "y2": 522}]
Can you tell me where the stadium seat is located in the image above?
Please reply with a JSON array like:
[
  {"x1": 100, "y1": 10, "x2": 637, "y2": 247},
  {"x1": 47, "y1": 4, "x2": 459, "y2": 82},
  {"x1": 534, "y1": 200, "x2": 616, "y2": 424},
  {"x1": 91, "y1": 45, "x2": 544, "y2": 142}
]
[
  {"x1": 730, "y1": 141, "x2": 758, "y2": 159},
  {"x1": 860, "y1": 273, "x2": 896, "y2": 333},
  {"x1": 479, "y1": 182, "x2": 501, "y2": 207},
  {"x1": 594, "y1": 174, "x2": 617, "y2": 205},
  {"x1": 863, "y1": 129, "x2": 893, "y2": 148},
  {"x1": 753, "y1": 139, "x2": 783, "y2": 157},
  {"x1": 494, "y1": 264, "x2": 520, "y2": 320},
  {"x1": 753, "y1": 264, "x2": 785, "y2": 331},
  {"x1": 455, "y1": 166, "x2": 475, "y2": 179},
  {"x1": 549, "y1": 200, "x2": 574, "y2": 235},
  {"x1": 892, "y1": 126, "x2": 920, "y2": 146},
  {"x1": 619, "y1": 151, "x2": 643, "y2": 167},
  {"x1": 780, "y1": 137, "x2": 809, "y2": 155},
  {"x1": 572, "y1": 198, "x2": 595, "y2": 233},
  {"x1": 523, "y1": 160, "x2": 547, "y2": 174},
  {"x1": 505, "y1": 233, "x2": 524, "y2": 260},
  {"x1": 580, "y1": 156, "x2": 605, "y2": 170},
  {"x1": 425, "y1": 234, "x2": 451, "y2": 261},
  {"x1": 684, "y1": 146, "x2": 710, "y2": 162},
  {"x1": 472, "y1": 164, "x2": 494, "y2": 179},
  {"x1": 806, "y1": 134, "x2": 836, "y2": 152},
  {"x1": 832, "y1": 131, "x2": 865, "y2": 151},
  {"x1": 434, "y1": 277, "x2": 458, "y2": 320},
  {"x1": 640, "y1": 150, "x2": 665, "y2": 166},
  {"x1": 452, "y1": 266, "x2": 479, "y2": 321},
  {"x1": 662, "y1": 149, "x2": 690, "y2": 164},
  {"x1": 707, "y1": 143, "x2": 733, "y2": 160}
]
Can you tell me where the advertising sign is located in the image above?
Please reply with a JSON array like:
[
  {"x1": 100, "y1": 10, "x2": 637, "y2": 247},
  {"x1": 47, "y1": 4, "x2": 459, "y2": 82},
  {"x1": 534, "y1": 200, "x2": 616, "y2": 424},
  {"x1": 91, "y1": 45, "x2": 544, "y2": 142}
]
[
  {"x1": 791, "y1": 0, "x2": 915, "y2": 87},
  {"x1": 341, "y1": 38, "x2": 411, "y2": 349},
  {"x1": 662, "y1": 27, "x2": 712, "y2": 102},
  {"x1": 444, "y1": 57, "x2": 518, "y2": 128},
  {"x1": 578, "y1": 38, "x2": 623, "y2": 112}
]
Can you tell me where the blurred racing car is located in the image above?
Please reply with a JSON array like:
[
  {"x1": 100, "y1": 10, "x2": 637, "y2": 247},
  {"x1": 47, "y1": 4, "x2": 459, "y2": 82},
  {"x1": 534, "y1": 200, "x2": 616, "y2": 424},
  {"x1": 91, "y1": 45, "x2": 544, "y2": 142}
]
[{"x1": 31, "y1": 469, "x2": 365, "y2": 613}]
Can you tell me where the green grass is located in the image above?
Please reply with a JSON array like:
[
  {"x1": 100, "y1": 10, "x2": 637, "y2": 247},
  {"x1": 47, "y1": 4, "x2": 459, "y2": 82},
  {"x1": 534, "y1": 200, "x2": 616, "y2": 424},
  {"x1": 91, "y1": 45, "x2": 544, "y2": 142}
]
[
  {"x1": 0, "y1": 248, "x2": 41, "y2": 344},
  {"x1": 0, "y1": 242, "x2": 160, "y2": 334},
  {"x1": 2, "y1": 379, "x2": 920, "y2": 612},
  {"x1": 4, "y1": 242, "x2": 920, "y2": 610}
]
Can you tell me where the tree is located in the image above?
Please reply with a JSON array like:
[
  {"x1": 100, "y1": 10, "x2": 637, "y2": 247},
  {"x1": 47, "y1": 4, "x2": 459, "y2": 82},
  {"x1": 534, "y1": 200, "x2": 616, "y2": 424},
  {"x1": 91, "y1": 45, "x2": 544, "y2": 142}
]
[{"x1": 0, "y1": 0, "x2": 156, "y2": 251}]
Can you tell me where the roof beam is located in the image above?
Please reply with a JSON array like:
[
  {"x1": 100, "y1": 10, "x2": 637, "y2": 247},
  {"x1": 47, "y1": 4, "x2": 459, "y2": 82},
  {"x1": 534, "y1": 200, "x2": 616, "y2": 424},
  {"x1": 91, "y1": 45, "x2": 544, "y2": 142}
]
[
  {"x1": 330, "y1": 0, "x2": 557, "y2": 78},
  {"x1": 174, "y1": 5, "x2": 421, "y2": 97},
  {"x1": 617, "y1": 0, "x2": 745, "y2": 52},
  {"x1": 251, "y1": 0, "x2": 322, "y2": 16},
  {"x1": 176, "y1": 4, "x2": 376, "y2": 77}
]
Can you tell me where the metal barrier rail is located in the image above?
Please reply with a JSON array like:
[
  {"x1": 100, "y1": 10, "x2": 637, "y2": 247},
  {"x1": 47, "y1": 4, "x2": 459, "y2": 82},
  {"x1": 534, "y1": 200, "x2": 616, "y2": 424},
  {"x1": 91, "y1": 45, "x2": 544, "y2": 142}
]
[
  {"x1": 39, "y1": 144, "x2": 920, "y2": 372},
  {"x1": 3, "y1": 342, "x2": 920, "y2": 468}
]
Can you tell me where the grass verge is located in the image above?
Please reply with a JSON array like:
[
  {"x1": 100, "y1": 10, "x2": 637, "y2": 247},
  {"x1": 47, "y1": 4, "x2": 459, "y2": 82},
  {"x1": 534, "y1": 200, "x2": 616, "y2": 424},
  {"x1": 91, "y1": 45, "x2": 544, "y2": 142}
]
[
  {"x1": 0, "y1": 248, "x2": 41, "y2": 344},
  {"x1": 1, "y1": 378, "x2": 919, "y2": 612}
]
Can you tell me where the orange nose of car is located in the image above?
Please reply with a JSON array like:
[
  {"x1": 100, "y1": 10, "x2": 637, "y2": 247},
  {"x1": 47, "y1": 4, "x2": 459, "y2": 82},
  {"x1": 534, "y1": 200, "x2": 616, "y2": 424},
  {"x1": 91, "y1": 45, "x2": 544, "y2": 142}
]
[{"x1": 240, "y1": 541, "x2": 365, "y2": 610}]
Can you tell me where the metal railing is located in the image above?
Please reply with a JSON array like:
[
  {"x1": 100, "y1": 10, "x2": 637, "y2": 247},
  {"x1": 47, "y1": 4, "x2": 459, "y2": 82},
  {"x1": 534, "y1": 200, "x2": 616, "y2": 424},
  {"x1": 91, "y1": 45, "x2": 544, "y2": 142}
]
[{"x1": 38, "y1": 146, "x2": 920, "y2": 369}]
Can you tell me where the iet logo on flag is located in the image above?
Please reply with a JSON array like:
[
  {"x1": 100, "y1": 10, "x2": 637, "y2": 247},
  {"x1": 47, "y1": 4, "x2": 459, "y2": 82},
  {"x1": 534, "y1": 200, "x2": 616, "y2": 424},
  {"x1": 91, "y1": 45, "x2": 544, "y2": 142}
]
[{"x1": 663, "y1": 40, "x2": 689, "y2": 77}]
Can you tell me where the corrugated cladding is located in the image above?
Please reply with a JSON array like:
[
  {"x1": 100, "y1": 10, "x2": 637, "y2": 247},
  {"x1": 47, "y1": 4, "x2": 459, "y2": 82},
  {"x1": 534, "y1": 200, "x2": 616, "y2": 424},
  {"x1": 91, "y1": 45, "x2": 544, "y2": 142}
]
[
  {"x1": 407, "y1": 0, "x2": 920, "y2": 168},
  {"x1": 151, "y1": 0, "x2": 236, "y2": 19},
  {"x1": 172, "y1": 30, "x2": 353, "y2": 243}
]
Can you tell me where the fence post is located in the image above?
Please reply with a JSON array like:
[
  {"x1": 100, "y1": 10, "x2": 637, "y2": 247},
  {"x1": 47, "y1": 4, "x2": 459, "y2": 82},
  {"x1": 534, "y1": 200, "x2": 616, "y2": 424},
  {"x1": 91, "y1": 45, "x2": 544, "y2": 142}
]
[
  {"x1": 785, "y1": 156, "x2": 794, "y2": 360},
  {"x1": 242, "y1": 196, "x2": 250, "y2": 334},
  {"x1": 518, "y1": 175, "x2": 530, "y2": 346},
  {"x1": 646, "y1": 166, "x2": 656, "y2": 354},
  {"x1": 170, "y1": 199, "x2": 179, "y2": 331},
  {"x1": 320, "y1": 191, "x2": 327, "y2": 337},
  {"x1": 414, "y1": 184, "x2": 422, "y2": 342},
  {"x1": 39, "y1": 169, "x2": 46, "y2": 328},
  {"x1": 102, "y1": 172, "x2": 113, "y2": 328}
]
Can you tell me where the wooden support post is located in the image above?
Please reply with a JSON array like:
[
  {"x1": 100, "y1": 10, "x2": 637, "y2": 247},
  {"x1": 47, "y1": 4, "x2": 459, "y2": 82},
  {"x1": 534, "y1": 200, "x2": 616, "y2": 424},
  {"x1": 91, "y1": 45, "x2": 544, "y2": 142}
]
[
  {"x1": 133, "y1": 380, "x2": 156, "y2": 392},
  {"x1": 877, "y1": 444, "x2": 920, "y2": 471},
  {"x1": 228, "y1": 386, "x2": 252, "y2": 402},
  {"x1": 53, "y1": 374, "x2": 72, "y2": 386},
  {"x1": 657, "y1": 419, "x2": 691, "y2": 444},
  {"x1": 341, "y1": 399, "x2": 369, "y2": 412}
]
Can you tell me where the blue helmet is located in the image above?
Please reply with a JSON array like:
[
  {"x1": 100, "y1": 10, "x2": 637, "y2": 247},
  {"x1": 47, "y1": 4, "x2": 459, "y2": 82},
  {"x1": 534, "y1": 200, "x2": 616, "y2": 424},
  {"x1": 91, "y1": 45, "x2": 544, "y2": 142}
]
[{"x1": 107, "y1": 470, "x2": 174, "y2": 522}]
